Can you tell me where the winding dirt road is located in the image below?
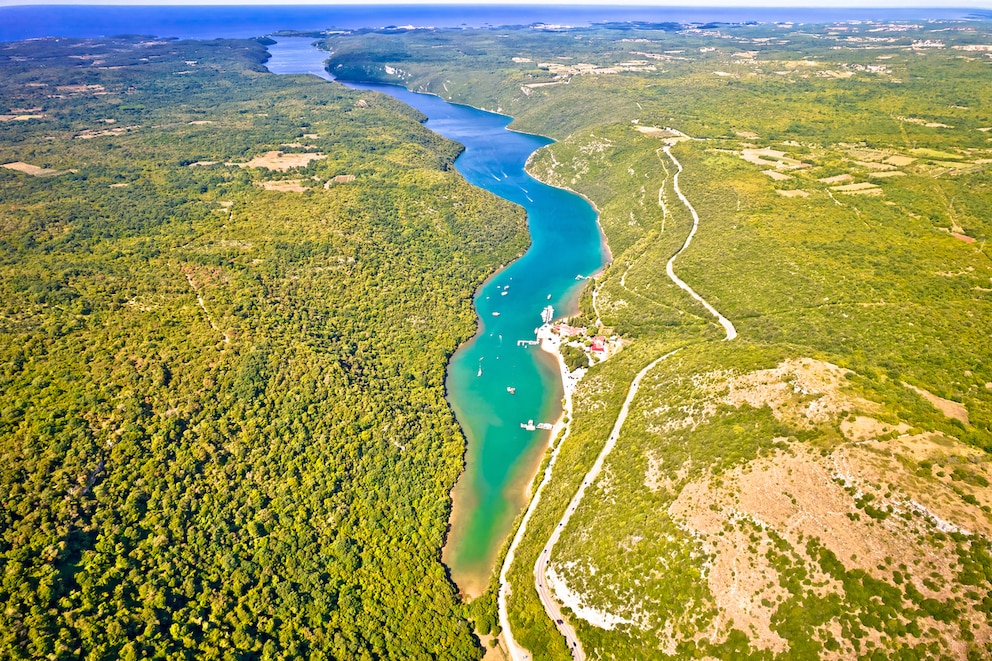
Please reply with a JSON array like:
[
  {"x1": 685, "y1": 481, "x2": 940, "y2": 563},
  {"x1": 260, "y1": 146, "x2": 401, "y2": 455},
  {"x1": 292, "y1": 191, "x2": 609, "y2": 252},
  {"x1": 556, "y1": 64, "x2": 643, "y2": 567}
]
[
  {"x1": 502, "y1": 140, "x2": 736, "y2": 661},
  {"x1": 533, "y1": 349, "x2": 681, "y2": 661},
  {"x1": 497, "y1": 327, "x2": 577, "y2": 661},
  {"x1": 663, "y1": 145, "x2": 737, "y2": 341}
]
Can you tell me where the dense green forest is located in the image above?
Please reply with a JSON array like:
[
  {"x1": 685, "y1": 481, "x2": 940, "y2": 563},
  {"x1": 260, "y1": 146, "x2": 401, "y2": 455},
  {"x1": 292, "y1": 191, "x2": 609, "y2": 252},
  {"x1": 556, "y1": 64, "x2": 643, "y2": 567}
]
[
  {"x1": 0, "y1": 37, "x2": 526, "y2": 658},
  {"x1": 325, "y1": 18, "x2": 992, "y2": 659},
  {"x1": 5, "y1": 17, "x2": 992, "y2": 660}
]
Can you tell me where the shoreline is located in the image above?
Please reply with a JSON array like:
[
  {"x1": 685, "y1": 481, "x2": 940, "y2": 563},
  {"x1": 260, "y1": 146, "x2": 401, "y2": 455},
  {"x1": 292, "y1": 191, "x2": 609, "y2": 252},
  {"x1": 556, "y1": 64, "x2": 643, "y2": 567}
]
[
  {"x1": 331, "y1": 52, "x2": 614, "y2": 270},
  {"x1": 436, "y1": 257, "x2": 523, "y2": 591},
  {"x1": 437, "y1": 152, "x2": 610, "y2": 600},
  {"x1": 327, "y1": 53, "x2": 613, "y2": 606},
  {"x1": 498, "y1": 322, "x2": 582, "y2": 661},
  {"x1": 443, "y1": 333, "x2": 565, "y2": 600},
  {"x1": 443, "y1": 413, "x2": 552, "y2": 599},
  {"x1": 523, "y1": 154, "x2": 614, "y2": 265}
]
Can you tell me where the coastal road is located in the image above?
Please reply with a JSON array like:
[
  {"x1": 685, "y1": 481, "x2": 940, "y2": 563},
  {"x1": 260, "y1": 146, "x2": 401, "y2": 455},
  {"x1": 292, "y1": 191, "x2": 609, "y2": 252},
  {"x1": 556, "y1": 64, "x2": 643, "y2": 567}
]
[
  {"x1": 533, "y1": 348, "x2": 682, "y2": 661},
  {"x1": 535, "y1": 542, "x2": 583, "y2": 660},
  {"x1": 507, "y1": 139, "x2": 729, "y2": 660},
  {"x1": 498, "y1": 327, "x2": 577, "y2": 661},
  {"x1": 663, "y1": 145, "x2": 738, "y2": 341}
]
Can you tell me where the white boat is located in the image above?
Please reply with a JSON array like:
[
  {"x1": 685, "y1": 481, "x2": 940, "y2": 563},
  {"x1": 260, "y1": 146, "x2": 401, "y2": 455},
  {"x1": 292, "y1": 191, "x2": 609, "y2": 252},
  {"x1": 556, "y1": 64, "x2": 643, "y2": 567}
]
[
  {"x1": 507, "y1": 387, "x2": 516, "y2": 394},
  {"x1": 492, "y1": 312, "x2": 500, "y2": 316},
  {"x1": 520, "y1": 420, "x2": 536, "y2": 431}
]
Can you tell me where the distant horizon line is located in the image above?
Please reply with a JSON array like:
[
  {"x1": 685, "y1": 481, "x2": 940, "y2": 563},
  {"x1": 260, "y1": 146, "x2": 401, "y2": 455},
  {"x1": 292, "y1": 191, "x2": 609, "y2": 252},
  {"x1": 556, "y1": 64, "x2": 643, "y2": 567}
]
[{"x1": 2, "y1": 1, "x2": 990, "y2": 8}]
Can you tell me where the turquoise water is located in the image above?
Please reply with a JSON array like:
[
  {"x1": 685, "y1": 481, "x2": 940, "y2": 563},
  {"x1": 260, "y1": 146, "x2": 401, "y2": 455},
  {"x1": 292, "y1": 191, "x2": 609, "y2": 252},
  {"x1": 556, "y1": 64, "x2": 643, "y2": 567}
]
[{"x1": 267, "y1": 39, "x2": 608, "y2": 594}]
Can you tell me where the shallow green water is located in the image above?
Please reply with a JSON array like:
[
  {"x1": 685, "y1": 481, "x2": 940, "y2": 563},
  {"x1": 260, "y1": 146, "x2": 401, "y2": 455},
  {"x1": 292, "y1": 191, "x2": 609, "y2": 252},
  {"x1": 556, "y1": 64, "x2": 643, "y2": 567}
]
[{"x1": 268, "y1": 39, "x2": 608, "y2": 594}]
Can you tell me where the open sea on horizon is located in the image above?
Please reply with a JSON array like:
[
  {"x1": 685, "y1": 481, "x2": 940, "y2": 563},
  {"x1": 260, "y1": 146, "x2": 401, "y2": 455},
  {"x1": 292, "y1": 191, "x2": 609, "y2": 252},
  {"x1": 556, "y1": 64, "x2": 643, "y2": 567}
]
[{"x1": 0, "y1": 4, "x2": 985, "y2": 43}]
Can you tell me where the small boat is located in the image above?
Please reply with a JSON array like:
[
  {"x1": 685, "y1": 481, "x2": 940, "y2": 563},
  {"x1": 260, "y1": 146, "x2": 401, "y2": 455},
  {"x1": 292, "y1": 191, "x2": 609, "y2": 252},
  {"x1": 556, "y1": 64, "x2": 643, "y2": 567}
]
[
  {"x1": 478, "y1": 367, "x2": 483, "y2": 377},
  {"x1": 507, "y1": 387, "x2": 516, "y2": 394},
  {"x1": 492, "y1": 312, "x2": 500, "y2": 317},
  {"x1": 501, "y1": 291, "x2": 508, "y2": 296}
]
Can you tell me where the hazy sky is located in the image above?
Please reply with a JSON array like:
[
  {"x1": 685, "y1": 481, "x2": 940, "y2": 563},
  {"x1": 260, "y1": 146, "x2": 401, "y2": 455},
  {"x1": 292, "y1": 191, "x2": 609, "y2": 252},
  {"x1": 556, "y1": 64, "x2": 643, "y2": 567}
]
[{"x1": 2, "y1": 0, "x2": 990, "y2": 6}]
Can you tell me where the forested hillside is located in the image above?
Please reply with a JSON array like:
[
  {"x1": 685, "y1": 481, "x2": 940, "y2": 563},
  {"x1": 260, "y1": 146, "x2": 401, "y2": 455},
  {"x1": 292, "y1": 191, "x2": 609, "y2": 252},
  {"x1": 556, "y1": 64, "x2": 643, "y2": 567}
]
[
  {"x1": 326, "y1": 19, "x2": 992, "y2": 659},
  {"x1": 0, "y1": 37, "x2": 525, "y2": 658}
]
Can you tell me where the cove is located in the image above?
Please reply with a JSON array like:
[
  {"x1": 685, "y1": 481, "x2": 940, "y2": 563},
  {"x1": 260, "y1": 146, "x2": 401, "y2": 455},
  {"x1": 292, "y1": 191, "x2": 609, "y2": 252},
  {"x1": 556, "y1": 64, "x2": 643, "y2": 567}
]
[{"x1": 266, "y1": 39, "x2": 608, "y2": 596}]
